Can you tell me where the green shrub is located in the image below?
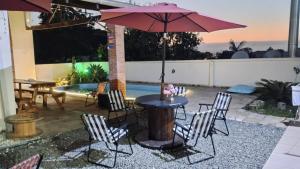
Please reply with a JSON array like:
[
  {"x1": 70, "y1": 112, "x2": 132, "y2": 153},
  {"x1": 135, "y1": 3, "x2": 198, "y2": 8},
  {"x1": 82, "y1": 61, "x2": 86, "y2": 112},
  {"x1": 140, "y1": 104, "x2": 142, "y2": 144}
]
[
  {"x1": 67, "y1": 63, "x2": 108, "y2": 84},
  {"x1": 86, "y1": 64, "x2": 108, "y2": 83},
  {"x1": 256, "y1": 79, "x2": 295, "y2": 105}
]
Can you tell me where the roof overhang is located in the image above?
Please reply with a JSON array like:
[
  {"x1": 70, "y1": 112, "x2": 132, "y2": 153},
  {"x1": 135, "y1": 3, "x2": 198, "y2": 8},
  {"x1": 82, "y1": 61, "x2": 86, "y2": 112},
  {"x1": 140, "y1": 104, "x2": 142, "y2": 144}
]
[{"x1": 52, "y1": 0, "x2": 135, "y2": 11}]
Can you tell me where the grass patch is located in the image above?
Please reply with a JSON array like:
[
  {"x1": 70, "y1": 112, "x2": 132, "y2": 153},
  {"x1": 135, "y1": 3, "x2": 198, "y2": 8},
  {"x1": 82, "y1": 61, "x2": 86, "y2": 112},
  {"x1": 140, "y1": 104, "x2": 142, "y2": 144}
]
[{"x1": 246, "y1": 101, "x2": 296, "y2": 118}]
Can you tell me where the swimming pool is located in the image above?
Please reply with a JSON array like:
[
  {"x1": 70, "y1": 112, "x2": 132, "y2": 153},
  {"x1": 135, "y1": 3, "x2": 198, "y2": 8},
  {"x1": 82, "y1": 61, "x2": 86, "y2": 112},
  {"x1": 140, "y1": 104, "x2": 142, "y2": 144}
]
[{"x1": 55, "y1": 83, "x2": 161, "y2": 98}]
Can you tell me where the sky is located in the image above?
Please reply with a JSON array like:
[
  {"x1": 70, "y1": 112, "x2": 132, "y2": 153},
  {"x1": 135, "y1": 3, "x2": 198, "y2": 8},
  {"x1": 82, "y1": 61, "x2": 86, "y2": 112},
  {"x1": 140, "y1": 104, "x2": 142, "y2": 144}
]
[{"x1": 129, "y1": 0, "x2": 291, "y2": 43}]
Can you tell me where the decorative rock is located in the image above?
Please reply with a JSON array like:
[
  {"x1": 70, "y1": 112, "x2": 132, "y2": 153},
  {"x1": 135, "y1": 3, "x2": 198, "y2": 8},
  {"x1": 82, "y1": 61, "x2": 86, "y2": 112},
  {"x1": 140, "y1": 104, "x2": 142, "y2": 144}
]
[
  {"x1": 277, "y1": 102, "x2": 286, "y2": 110},
  {"x1": 249, "y1": 100, "x2": 265, "y2": 109}
]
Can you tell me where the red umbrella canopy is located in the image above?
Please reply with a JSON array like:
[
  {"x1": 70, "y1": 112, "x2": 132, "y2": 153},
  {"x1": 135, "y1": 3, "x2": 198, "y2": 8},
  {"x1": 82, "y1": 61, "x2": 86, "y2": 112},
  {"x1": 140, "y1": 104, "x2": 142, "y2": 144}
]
[
  {"x1": 100, "y1": 2, "x2": 246, "y2": 32},
  {"x1": 0, "y1": 0, "x2": 51, "y2": 13}
]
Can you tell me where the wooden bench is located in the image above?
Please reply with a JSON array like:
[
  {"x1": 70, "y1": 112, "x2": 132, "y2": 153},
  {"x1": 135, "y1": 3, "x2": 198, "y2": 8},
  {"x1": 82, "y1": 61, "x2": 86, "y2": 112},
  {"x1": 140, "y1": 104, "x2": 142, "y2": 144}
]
[
  {"x1": 37, "y1": 90, "x2": 66, "y2": 109},
  {"x1": 5, "y1": 113, "x2": 43, "y2": 139}
]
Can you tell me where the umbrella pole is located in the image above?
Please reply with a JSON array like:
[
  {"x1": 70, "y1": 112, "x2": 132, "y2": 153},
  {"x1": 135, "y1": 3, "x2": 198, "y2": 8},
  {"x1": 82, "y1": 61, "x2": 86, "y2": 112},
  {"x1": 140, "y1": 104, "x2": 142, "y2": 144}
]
[
  {"x1": 160, "y1": 15, "x2": 168, "y2": 100},
  {"x1": 160, "y1": 33, "x2": 167, "y2": 100}
]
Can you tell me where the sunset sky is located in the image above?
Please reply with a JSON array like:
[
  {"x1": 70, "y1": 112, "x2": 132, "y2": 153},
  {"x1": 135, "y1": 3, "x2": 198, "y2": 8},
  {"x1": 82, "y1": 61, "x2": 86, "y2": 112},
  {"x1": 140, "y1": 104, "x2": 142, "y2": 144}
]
[{"x1": 133, "y1": 0, "x2": 291, "y2": 43}]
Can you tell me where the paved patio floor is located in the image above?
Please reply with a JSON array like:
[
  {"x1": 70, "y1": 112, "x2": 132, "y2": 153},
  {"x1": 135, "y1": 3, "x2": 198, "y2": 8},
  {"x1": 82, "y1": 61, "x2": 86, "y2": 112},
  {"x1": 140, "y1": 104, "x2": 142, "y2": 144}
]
[
  {"x1": 33, "y1": 85, "x2": 287, "y2": 138},
  {"x1": 0, "y1": 85, "x2": 294, "y2": 168}
]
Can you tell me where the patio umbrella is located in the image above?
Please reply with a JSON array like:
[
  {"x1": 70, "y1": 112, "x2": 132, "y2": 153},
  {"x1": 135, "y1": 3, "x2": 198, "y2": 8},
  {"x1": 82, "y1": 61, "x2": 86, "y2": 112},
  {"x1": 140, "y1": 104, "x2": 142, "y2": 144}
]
[
  {"x1": 0, "y1": 0, "x2": 51, "y2": 12},
  {"x1": 100, "y1": 2, "x2": 246, "y2": 100}
]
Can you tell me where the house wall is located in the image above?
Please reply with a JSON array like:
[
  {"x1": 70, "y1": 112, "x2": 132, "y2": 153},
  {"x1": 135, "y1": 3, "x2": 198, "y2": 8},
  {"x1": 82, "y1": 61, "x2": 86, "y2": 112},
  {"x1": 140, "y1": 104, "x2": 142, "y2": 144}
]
[
  {"x1": 35, "y1": 58, "x2": 300, "y2": 87},
  {"x1": 0, "y1": 11, "x2": 17, "y2": 131},
  {"x1": 9, "y1": 11, "x2": 36, "y2": 80}
]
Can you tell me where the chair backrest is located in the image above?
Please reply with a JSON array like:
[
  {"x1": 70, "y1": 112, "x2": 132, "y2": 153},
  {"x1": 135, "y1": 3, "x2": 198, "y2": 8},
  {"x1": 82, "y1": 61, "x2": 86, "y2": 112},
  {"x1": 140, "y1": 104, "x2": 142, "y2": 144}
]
[
  {"x1": 212, "y1": 92, "x2": 232, "y2": 112},
  {"x1": 81, "y1": 114, "x2": 114, "y2": 143},
  {"x1": 97, "y1": 82, "x2": 107, "y2": 94},
  {"x1": 108, "y1": 90, "x2": 126, "y2": 111},
  {"x1": 10, "y1": 154, "x2": 43, "y2": 169},
  {"x1": 189, "y1": 109, "x2": 217, "y2": 141},
  {"x1": 174, "y1": 86, "x2": 186, "y2": 96}
]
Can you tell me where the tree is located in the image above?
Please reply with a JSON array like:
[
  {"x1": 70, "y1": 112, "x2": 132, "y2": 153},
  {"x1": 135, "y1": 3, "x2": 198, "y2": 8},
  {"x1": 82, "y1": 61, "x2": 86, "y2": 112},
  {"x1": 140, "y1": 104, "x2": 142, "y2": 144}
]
[
  {"x1": 34, "y1": 7, "x2": 107, "y2": 64},
  {"x1": 124, "y1": 29, "x2": 203, "y2": 61}
]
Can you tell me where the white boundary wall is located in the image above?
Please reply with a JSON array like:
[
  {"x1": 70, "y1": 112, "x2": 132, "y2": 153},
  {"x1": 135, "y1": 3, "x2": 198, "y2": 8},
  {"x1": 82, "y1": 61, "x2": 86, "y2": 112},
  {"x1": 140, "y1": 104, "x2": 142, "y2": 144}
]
[{"x1": 36, "y1": 58, "x2": 300, "y2": 87}]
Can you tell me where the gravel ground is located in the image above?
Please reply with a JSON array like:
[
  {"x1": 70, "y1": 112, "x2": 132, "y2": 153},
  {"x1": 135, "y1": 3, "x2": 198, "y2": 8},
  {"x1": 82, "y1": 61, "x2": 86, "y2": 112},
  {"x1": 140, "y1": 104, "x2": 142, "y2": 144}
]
[{"x1": 0, "y1": 113, "x2": 284, "y2": 169}]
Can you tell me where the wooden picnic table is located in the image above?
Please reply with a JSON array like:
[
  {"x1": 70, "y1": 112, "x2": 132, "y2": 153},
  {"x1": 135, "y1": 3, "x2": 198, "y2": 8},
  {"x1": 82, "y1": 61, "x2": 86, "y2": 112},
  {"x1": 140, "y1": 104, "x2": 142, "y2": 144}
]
[{"x1": 14, "y1": 79, "x2": 64, "y2": 109}]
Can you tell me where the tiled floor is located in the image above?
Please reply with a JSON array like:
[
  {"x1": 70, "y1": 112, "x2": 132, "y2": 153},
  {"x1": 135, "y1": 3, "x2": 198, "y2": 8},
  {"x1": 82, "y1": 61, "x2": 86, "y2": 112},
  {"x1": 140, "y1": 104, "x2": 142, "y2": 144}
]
[{"x1": 263, "y1": 126, "x2": 300, "y2": 169}]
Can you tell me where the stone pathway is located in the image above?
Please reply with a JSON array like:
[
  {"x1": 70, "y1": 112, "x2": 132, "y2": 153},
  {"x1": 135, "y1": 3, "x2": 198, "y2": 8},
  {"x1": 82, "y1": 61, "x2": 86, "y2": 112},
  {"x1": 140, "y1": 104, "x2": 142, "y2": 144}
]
[{"x1": 263, "y1": 126, "x2": 300, "y2": 169}]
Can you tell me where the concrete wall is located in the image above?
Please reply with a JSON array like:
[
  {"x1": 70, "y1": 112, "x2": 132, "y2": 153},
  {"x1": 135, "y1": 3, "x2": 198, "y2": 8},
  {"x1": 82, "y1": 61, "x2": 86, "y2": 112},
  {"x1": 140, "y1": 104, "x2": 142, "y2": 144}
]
[
  {"x1": 35, "y1": 58, "x2": 300, "y2": 87},
  {"x1": 9, "y1": 11, "x2": 36, "y2": 80},
  {"x1": 126, "y1": 58, "x2": 300, "y2": 87}
]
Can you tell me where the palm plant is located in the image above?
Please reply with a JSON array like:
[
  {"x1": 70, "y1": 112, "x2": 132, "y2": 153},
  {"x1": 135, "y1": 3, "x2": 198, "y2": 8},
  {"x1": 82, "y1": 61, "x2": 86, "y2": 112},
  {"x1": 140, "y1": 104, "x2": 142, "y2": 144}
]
[
  {"x1": 86, "y1": 64, "x2": 108, "y2": 83},
  {"x1": 229, "y1": 40, "x2": 252, "y2": 52},
  {"x1": 256, "y1": 79, "x2": 295, "y2": 104}
]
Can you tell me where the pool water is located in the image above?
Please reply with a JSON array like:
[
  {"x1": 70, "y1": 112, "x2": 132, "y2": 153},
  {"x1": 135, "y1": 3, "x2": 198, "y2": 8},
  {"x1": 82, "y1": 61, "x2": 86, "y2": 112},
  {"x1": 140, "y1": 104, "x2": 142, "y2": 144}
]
[{"x1": 55, "y1": 83, "x2": 160, "y2": 98}]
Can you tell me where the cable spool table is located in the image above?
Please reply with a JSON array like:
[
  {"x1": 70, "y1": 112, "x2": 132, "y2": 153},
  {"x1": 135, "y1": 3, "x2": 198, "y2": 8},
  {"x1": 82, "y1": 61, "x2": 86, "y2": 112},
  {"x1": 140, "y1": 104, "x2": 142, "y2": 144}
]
[
  {"x1": 5, "y1": 113, "x2": 43, "y2": 139},
  {"x1": 135, "y1": 94, "x2": 188, "y2": 149}
]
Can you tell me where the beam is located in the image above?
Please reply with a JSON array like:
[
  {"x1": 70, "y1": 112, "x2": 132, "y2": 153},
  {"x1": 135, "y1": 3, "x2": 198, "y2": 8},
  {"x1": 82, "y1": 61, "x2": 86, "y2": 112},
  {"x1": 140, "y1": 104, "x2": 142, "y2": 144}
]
[
  {"x1": 26, "y1": 16, "x2": 99, "y2": 30},
  {"x1": 288, "y1": 0, "x2": 300, "y2": 58}
]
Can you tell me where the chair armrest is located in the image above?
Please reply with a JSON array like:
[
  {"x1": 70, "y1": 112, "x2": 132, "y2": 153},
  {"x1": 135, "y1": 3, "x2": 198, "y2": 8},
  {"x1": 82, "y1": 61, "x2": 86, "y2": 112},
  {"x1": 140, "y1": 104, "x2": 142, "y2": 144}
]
[
  {"x1": 198, "y1": 103, "x2": 213, "y2": 106},
  {"x1": 174, "y1": 121, "x2": 189, "y2": 131},
  {"x1": 217, "y1": 108, "x2": 228, "y2": 111},
  {"x1": 110, "y1": 123, "x2": 128, "y2": 135}
]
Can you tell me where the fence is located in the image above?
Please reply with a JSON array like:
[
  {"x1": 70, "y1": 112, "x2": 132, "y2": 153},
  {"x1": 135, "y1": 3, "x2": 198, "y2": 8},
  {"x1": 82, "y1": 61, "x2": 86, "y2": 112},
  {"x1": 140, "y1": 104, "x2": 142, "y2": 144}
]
[{"x1": 35, "y1": 58, "x2": 300, "y2": 87}]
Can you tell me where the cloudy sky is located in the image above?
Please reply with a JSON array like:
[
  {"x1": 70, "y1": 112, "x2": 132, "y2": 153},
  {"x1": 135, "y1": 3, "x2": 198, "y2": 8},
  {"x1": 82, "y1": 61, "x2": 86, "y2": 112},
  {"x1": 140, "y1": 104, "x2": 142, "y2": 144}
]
[{"x1": 129, "y1": 0, "x2": 291, "y2": 43}]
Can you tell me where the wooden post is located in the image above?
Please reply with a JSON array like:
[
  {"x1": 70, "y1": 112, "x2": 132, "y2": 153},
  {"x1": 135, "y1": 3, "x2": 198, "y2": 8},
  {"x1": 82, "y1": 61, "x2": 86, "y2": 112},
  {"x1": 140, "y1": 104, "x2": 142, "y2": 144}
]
[{"x1": 107, "y1": 24, "x2": 126, "y2": 97}]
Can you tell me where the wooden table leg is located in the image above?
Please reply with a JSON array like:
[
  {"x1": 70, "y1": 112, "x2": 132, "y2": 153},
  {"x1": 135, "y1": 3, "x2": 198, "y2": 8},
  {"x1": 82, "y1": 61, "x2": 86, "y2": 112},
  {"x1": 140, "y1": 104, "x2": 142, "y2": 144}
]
[
  {"x1": 32, "y1": 88, "x2": 38, "y2": 104},
  {"x1": 42, "y1": 94, "x2": 47, "y2": 107},
  {"x1": 18, "y1": 83, "x2": 22, "y2": 99}
]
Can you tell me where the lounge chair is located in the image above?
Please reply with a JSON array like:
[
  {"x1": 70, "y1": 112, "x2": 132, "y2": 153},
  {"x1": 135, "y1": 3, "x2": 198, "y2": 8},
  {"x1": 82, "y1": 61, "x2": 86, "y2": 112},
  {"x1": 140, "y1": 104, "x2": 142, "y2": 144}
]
[
  {"x1": 172, "y1": 110, "x2": 218, "y2": 164},
  {"x1": 198, "y1": 92, "x2": 232, "y2": 136},
  {"x1": 107, "y1": 90, "x2": 137, "y2": 124},
  {"x1": 81, "y1": 114, "x2": 133, "y2": 168},
  {"x1": 85, "y1": 82, "x2": 108, "y2": 107},
  {"x1": 174, "y1": 86, "x2": 187, "y2": 120},
  {"x1": 10, "y1": 154, "x2": 43, "y2": 169}
]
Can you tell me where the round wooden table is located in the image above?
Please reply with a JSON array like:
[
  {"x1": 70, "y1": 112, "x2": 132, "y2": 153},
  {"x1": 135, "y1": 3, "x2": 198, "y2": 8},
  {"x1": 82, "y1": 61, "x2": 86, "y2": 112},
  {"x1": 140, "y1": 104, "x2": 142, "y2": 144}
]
[{"x1": 135, "y1": 94, "x2": 188, "y2": 149}]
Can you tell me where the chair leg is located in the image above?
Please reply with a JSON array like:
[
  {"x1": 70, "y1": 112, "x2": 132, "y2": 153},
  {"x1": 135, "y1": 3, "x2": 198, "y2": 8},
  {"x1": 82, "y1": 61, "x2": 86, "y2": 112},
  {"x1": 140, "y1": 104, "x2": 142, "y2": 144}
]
[
  {"x1": 87, "y1": 140, "x2": 92, "y2": 162},
  {"x1": 198, "y1": 105, "x2": 202, "y2": 112},
  {"x1": 214, "y1": 117, "x2": 230, "y2": 136},
  {"x1": 127, "y1": 134, "x2": 134, "y2": 154},
  {"x1": 87, "y1": 141, "x2": 119, "y2": 168},
  {"x1": 171, "y1": 132, "x2": 176, "y2": 148},
  {"x1": 85, "y1": 96, "x2": 89, "y2": 107},
  {"x1": 223, "y1": 118, "x2": 230, "y2": 136},
  {"x1": 210, "y1": 135, "x2": 216, "y2": 156},
  {"x1": 182, "y1": 106, "x2": 187, "y2": 120},
  {"x1": 175, "y1": 108, "x2": 178, "y2": 119},
  {"x1": 175, "y1": 106, "x2": 187, "y2": 120},
  {"x1": 112, "y1": 145, "x2": 118, "y2": 168}
]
